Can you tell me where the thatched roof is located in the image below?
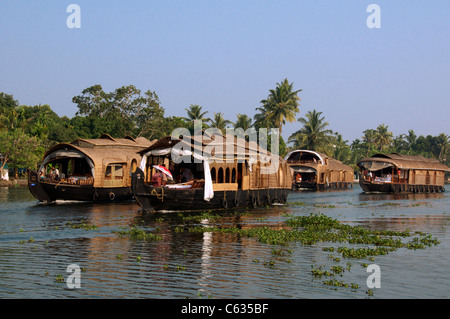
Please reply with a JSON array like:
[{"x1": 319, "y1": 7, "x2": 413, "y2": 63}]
[
  {"x1": 71, "y1": 133, "x2": 154, "y2": 148},
  {"x1": 357, "y1": 153, "x2": 450, "y2": 172},
  {"x1": 41, "y1": 134, "x2": 155, "y2": 166},
  {"x1": 139, "y1": 131, "x2": 280, "y2": 163}
]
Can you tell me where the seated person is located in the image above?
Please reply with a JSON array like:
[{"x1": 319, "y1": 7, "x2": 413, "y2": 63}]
[{"x1": 50, "y1": 166, "x2": 60, "y2": 180}]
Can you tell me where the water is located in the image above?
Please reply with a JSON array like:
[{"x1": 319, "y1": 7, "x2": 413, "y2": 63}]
[{"x1": 0, "y1": 185, "x2": 449, "y2": 299}]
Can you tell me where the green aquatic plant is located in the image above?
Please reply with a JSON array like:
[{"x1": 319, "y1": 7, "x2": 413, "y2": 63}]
[
  {"x1": 113, "y1": 226, "x2": 162, "y2": 241},
  {"x1": 66, "y1": 221, "x2": 99, "y2": 231}
]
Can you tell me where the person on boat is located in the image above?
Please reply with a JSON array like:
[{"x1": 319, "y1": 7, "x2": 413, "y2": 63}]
[
  {"x1": 50, "y1": 166, "x2": 60, "y2": 181},
  {"x1": 151, "y1": 165, "x2": 168, "y2": 187}
]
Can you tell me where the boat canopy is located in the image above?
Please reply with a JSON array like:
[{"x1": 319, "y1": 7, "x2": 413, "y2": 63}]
[
  {"x1": 39, "y1": 149, "x2": 95, "y2": 178},
  {"x1": 358, "y1": 161, "x2": 394, "y2": 172},
  {"x1": 357, "y1": 153, "x2": 450, "y2": 172}
]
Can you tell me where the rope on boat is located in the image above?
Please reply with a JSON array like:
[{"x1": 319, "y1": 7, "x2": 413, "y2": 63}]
[{"x1": 151, "y1": 187, "x2": 164, "y2": 202}]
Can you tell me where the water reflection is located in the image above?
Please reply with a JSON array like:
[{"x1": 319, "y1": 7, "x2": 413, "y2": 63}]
[{"x1": 0, "y1": 185, "x2": 449, "y2": 298}]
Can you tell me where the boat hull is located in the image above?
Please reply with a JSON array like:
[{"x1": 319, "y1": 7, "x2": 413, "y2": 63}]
[
  {"x1": 293, "y1": 181, "x2": 352, "y2": 191},
  {"x1": 359, "y1": 179, "x2": 445, "y2": 194},
  {"x1": 28, "y1": 170, "x2": 134, "y2": 202},
  {"x1": 132, "y1": 169, "x2": 290, "y2": 212}
]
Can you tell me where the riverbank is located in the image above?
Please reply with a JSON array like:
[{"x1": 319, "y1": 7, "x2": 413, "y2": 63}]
[{"x1": 0, "y1": 179, "x2": 27, "y2": 187}]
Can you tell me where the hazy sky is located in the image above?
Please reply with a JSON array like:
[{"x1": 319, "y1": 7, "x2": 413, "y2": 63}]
[{"x1": 1, "y1": 1, "x2": 449, "y2": 143}]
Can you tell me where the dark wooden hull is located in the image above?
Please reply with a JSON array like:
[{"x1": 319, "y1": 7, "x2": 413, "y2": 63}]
[
  {"x1": 359, "y1": 179, "x2": 445, "y2": 194},
  {"x1": 293, "y1": 181, "x2": 352, "y2": 191},
  {"x1": 28, "y1": 170, "x2": 134, "y2": 202},
  {"x1": 132, "y1": 168, "x2": 290, "y2": 212}
]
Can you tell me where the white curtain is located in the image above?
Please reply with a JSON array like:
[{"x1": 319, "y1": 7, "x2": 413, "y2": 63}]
[{"x1": 140, "y1": 147, "x2": 214, "y2": 202}]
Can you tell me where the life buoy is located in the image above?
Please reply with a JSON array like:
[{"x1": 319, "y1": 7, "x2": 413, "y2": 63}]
[
  {"x1": 234, "y1": 198, "x2": 239, "y2": 207},
  {"x1": 222, "y1": 199, "x2": 228, "y2": 209},
  {"x1": 109, "y1": 192, "x2": 115, "y2": 201}
]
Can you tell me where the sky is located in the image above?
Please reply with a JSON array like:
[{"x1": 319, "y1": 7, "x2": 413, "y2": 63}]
[{"x1": 1, "y1": 0, "x2": 449, "y2": 143}]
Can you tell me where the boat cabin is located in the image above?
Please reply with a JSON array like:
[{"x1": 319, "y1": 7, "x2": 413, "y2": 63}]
[
  {"x1": 28, "y1": 134, "x2": 154, "y2": 202},
  {"x1": 284, "y1": 150, "x2": 354, "y2": 190},
  {"x1": 357, "y1": 153, "x2": 450, "y2": 193},
  {"x1": 132, "y1": 131, "x2": 293, "y2": 211}
]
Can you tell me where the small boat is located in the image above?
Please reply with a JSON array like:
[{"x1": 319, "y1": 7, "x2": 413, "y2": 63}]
[
  {"x1": 28, "y1": 134, "x2": 154, "y2": 202},
  {"x1": 131, "y1": 131, "x2": 293, "y2": 212},
  {"x1": 284, "y1": 150, "x2": 354, "y2": 190},
  {"x1": 357, "y1": 153, "x2": 449, "y2": 193}
]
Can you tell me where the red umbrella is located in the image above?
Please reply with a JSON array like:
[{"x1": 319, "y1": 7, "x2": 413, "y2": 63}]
[{"x1": 153, "y1": 165, "x2": 173, "y2": 180}]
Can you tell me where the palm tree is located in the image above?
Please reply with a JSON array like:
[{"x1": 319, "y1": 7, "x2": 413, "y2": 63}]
[
  {"x1": 373, "y1": 124, "x2": 393, "y2": 152},
  {"x1": 234, "y1": 113, "x2": 253, "y2": 131},
  {"x1": 288, "y1": 110, "x2": 334, "y2": 153},
  {"x1": 436, "y1": 133, "x2": 449, "y2": 163},
  {"x1": 208, "y1": 112, "x2": 232, "y2": 134},
  {"x1": 403, "y1": 129, "x2": 417, "y2": 154},
  {"x1": 254, "y1": 78, "x2": 302, "y2": 134},
  {"x1": 362, "y1": 129, "x2": 376, "y2": 156},
  {"x1": 182, "y1": 104, "x2": 210, "y2": 132},
  {"x1": 182, "y1": 104, "x2": 209, "y2": 122}
]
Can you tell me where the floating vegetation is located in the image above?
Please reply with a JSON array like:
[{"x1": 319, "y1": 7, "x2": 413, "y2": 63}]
[
  {"x1": 112, "y1": 226, "x2": 163, "y2": 241},
  {"x1": 186, "y1": 213, "x2": 439, "y2": 256},
  {"x1": 182, "y1": 211, "x2": 222, "y2": 222},
  {"x1": 55, "y1": 274, "x2": 65, "y2": 283},
  {"x1": 66, "y1": 221, "x2": 99, "y2": 231},
  {"x1": 185, "y1": 212, "x2": 440, "y2": 295}
]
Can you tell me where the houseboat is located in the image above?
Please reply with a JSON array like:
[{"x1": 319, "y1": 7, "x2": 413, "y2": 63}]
[
  {"x1": 131, "y1": 131, "x2": 293, "y2": 212},
  {"x1": 357, "y1": 153, "x2": 449, "y2": 193},
  {"x1": 28, "y1": 134, "x2": 154, "y2": 202},
  {"x1": 284, "y1": 150, "x2": 354, "y2": 190}
]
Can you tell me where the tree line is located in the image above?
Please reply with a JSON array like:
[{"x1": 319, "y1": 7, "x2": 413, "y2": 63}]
[{"x1": 1, "y1": 79, "x2": 448, "y2": 177}]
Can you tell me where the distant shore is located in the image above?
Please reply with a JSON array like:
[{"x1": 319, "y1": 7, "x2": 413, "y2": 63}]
[{"x1": 0, "y1": 179, "x2": 28, "y2": 187}]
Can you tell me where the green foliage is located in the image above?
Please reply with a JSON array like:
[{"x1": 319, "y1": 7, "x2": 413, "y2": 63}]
[
  {"x1": 254, "y1": 78, "x2": 302, "y2": 134},
  {"x1": 0, "y1": 84, "x2": 448, "y2": 173},
  {"x1": 288, "y1": 110, "x2": 335, "y2": 154}
]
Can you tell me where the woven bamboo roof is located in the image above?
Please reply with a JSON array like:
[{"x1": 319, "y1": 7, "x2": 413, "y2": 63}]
[
  {"x1": 42, "y1": 134, "x2": 155, "y2": 165},
  {"x1": 358, "y1": 153, "x2": 450, "y2": 172},
  {"x1": 139, "y1": 131, "x2": 282, "y2": 163}
]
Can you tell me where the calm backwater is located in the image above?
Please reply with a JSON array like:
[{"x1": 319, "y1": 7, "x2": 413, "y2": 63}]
[{"x1": 0, "y1": 184, "x2": 449, "y2": 299}]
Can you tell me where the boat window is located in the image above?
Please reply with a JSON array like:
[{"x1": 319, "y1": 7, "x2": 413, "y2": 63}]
[
  {"x1": 225, "y1": 168, "x2": 230, "y2": 183},
  {"x1": 105, "y1": 166, "x2": 112, "y2": 180},
  {"x1": 218, "y1": 168, "x2": 224, "y2": 183},
  {"x1": 114, "y1": 165, "x2": 123, "y2": 180},
  {"x1": 231, "y1": 168, "x2": 236, "y2": 183},
  {"x1": 211, "y1": 167, "x2": 216, "y2": 183},
  {"x1": 105, "y1": 164, "x2": 124, "y2": 180}
]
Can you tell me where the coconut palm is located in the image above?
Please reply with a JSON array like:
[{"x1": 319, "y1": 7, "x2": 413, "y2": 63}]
[
  {"x1": 362, "y1": 129, "x2": 376, "y2": 156},
  {"x1": 182, "y1": 104, "x2": 209, "y2": 123},
  {"x1": 254, "y1": 78, "x2": 301, "y2": 133},
  {"x1": 373, "y1": 124, "x2": 393, "y2": 152},
  {"x1": 182, "y1": 104, "x2": 210, "y2": 132},
  {"x1": 436, "y1": 133, "x2": 449, "y2": 163},
  {"x1": 234, "y1": 113, "x2": 253, "y2": 131},
  {"x1": 208, "y1": 112, "x2": 232, "y2": 134},
  {"x1": 288, "y1": 110, "x2": 334, "y2": 153}
]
